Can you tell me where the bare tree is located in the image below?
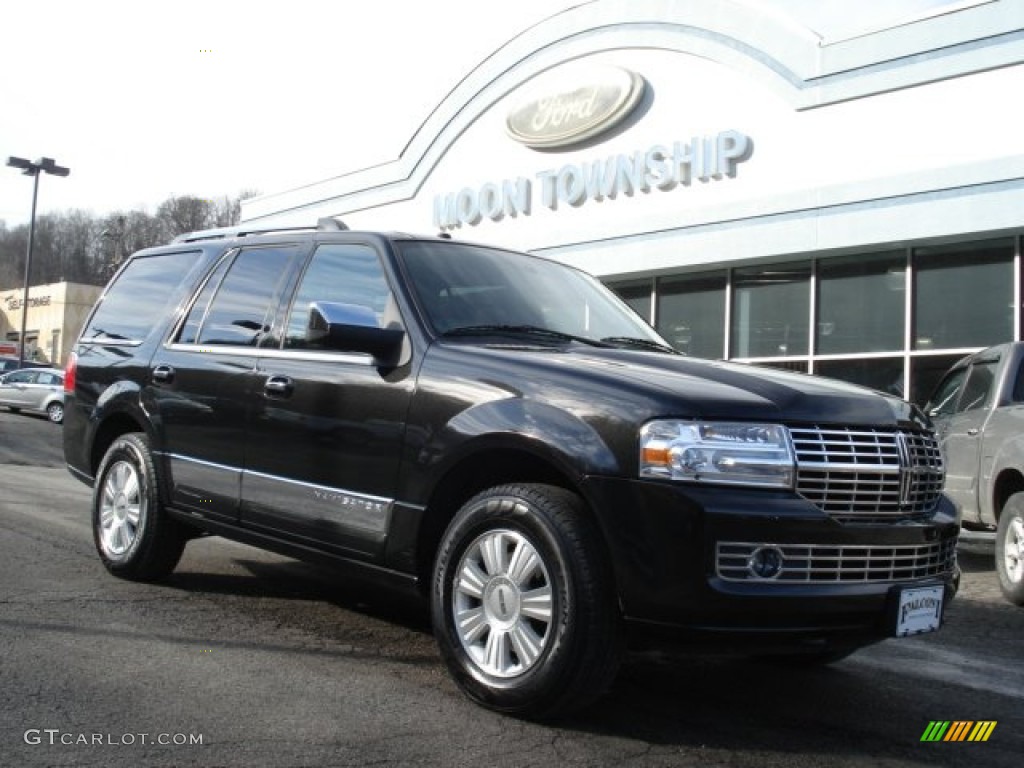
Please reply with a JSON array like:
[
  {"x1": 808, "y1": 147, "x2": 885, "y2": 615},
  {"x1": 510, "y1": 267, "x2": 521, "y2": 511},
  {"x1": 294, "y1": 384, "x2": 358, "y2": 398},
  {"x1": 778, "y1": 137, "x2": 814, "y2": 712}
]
[
  {"x1": 0, "y1": 190, "x2": 257, "y2": 289},
  {"x1": 156, "y1": 195, "x2": 214, "y2": 239}
]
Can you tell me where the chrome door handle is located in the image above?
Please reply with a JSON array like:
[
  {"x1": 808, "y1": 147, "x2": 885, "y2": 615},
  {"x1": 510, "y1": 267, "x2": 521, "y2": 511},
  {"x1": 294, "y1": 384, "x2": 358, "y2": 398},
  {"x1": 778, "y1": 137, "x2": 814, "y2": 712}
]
[
  {"x1": 967, "y1": 428, "x2": 979, "y2": 436},
  {"x1": 152, "y1": 365, "x2": 175, "y2": 384},
  {"x1": 264, "y1": 375, "x2": 294, "y2": 397}
]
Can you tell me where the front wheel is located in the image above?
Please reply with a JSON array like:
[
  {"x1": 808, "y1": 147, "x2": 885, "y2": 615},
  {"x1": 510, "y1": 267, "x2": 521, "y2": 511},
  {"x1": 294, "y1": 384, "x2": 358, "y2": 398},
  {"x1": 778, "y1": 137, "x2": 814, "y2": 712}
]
[
  {"x1": 432, "y1": 484, "x2": 621, "y2": 718},
  {"x1": 92, "y1": 433, "x2": 188, "y2": 581},
  {"x1": 996, "y1": 494, "x2": 1024, "y2": 605}
]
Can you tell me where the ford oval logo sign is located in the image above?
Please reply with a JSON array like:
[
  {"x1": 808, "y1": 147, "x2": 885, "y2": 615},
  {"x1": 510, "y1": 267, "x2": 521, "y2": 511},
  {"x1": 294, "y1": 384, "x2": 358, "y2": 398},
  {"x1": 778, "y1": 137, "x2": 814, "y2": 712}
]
[{"x1": 506, "y1": 65, "x2": 646, "y2": 149}]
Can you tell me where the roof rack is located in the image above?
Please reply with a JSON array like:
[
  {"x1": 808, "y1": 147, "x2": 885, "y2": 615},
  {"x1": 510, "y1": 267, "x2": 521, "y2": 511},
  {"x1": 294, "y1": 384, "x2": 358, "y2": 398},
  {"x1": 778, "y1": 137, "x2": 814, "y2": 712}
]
[{"x1": 172, "y1": 217, "x2": 349, "y2": 243}]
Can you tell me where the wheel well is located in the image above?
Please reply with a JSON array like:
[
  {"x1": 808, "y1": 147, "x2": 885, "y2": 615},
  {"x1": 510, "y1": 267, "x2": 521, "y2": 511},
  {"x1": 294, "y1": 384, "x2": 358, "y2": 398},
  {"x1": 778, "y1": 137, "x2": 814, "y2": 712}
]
[
  {"x1": 993, "y1": 469, "x2": 1024, "y2": 523},
  {"x1": 90, "y1": 414, "x2": 146, "y2": 475},
  {"x1": 414, "y1": 448, "x2": 578, "y2": 590}
]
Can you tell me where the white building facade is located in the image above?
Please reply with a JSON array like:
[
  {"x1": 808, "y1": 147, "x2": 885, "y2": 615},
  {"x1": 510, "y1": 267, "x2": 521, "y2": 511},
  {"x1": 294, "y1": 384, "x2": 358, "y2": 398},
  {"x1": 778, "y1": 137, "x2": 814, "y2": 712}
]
[{"x1": 241, "y1": 0, "x2": 1024, "y2": 403}]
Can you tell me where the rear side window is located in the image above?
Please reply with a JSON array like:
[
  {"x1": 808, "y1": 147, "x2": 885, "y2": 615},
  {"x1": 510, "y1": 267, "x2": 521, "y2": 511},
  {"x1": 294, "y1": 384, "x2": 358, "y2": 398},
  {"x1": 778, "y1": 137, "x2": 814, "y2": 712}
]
[
  {"x1": 179, "y1": 246, "x2": 298, "y2": 347},
  {"x1": 83, "y1": 251, "x2": 201, "y2": 343}
]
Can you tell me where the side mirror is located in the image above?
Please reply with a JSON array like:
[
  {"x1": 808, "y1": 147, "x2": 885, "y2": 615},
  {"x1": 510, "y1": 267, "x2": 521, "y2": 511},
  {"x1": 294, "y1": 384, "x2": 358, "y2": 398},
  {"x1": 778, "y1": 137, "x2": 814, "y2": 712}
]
[{"x1": 306, "y1": 301, "x2": 405, "y2": 367}]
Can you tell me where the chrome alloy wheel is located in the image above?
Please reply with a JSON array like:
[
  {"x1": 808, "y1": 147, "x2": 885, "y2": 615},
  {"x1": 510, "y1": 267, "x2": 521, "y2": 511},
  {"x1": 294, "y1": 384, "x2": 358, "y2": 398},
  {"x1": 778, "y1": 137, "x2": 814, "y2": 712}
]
[
  {"x1": 47, "y1": 403, "x2": 64, "y2": 423},
  {"x1": 453, "y1": 528, "x2": 554, "y2": 678},
  {"x1": 1004, "y1": 515, "x2": 1024, "y2": 585},
  {"x1": 98, "y1": 460, "x2": 144, "y2": 557}
]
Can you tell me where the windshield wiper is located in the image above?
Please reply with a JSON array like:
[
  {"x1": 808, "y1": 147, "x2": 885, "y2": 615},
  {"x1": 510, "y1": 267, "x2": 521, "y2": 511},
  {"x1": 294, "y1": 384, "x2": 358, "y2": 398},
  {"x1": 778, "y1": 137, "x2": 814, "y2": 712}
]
[
  {"x1": 600, "y1": 336, "x2": 679, "y2": 354},
  {"x1": 441, "y1": 325, "x2": 609, "y2": 347}
]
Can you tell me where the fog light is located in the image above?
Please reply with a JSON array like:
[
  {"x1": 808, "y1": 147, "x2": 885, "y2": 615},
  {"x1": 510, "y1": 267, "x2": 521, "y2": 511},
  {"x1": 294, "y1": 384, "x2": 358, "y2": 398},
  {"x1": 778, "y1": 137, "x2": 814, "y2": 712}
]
[{"x1": 748, "y1": 546, "x2": 785, "y2": 579}]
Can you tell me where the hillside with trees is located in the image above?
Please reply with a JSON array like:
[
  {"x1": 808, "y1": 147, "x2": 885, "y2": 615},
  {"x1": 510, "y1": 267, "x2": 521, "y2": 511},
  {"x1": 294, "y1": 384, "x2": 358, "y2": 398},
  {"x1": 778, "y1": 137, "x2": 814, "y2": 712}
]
[{"x1": 0, "y1": 191, "x2": 256, "y2": 289}]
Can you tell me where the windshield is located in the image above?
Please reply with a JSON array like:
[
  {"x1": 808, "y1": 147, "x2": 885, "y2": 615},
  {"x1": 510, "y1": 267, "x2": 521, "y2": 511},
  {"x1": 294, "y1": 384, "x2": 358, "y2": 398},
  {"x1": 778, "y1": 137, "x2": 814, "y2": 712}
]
[{"x1": 397, "y1": 241, "x2": 670, "y2": 348}]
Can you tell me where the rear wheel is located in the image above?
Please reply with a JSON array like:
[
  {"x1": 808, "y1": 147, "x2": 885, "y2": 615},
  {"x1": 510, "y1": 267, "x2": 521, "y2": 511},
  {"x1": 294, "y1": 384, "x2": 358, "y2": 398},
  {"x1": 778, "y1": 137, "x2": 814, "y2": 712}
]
[
  {"x1": 92, "y1": 433, "x2": 187, "y2": 581},
  {"x1": 996, "y1": 494, "x2": 1024, "y2": 605},
  {"x1": 432, "y1": 483, "x2": 621, "y2": 718},
  {"x1": 46, "y1": 401, "x2": 63, "y2": 423}
]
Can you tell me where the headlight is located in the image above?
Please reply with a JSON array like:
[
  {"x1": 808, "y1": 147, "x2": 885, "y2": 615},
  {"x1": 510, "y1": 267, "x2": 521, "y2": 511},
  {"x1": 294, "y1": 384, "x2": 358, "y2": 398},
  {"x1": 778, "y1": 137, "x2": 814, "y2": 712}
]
[{"x1": 639, "y1": 421, "x2": 795, "y2": 489}]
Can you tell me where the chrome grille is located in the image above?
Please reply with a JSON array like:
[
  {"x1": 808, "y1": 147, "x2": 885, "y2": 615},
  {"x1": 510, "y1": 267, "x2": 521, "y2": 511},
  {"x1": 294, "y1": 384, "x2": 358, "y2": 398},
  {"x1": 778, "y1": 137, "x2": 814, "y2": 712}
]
[
  {"x1": 789, "y1": 427, "x2": 944, "y2": 521},
  {"x1": 716, "y1": 540, "x2": 957, "y2": 583}
]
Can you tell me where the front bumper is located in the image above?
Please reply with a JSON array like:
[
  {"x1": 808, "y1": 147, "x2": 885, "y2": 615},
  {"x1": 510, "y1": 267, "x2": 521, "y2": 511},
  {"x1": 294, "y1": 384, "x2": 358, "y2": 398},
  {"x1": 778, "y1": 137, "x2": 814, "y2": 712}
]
[{"x1": 581, "y1": 476, "x2": 960, "y2": 650}]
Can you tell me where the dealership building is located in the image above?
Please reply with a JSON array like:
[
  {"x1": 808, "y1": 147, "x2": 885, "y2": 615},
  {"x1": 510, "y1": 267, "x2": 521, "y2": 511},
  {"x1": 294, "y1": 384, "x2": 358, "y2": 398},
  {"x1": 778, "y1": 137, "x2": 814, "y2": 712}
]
[
  {"x1": 240, "y1": 0, "x2": 1024, "y2": 403},
  {"x1": 0, "y1": 282, "x2": 102, "y2": 366}
]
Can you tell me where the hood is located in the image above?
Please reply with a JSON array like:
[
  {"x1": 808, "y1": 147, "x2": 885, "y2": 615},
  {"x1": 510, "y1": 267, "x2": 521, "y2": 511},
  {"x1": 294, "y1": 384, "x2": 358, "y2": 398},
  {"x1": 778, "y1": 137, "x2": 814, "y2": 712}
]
[{"x1": 440, "y1": 341, "x2": 928, "y2": 430}]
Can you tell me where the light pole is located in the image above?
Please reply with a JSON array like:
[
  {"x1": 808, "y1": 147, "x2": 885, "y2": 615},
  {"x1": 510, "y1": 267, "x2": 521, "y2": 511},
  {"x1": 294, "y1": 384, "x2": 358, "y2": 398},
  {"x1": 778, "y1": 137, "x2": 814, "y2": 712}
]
[
  {"x1": 5, "y1": 156, "x2": 70, "y2": 368},
  {"x1": 99, "y1": 215, "x2": 127, "y2": 276}
]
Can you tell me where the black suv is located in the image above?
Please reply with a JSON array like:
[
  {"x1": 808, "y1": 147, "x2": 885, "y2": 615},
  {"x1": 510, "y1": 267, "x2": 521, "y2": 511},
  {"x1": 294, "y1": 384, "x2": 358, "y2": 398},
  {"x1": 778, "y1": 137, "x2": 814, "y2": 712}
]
[{"x1": 65, "y1": 220, "x2": 959, "y2": 717}]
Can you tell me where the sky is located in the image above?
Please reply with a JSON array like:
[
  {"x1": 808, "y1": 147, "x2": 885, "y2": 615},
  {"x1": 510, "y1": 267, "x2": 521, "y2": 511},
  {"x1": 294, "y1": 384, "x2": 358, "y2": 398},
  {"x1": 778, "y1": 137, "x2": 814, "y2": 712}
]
[
  {"x1": 0, "y1": 0, "x2": 578, "y2": 227},
  {"x1": 0, "y1": 0, "x2": 966, "y2": 229}
]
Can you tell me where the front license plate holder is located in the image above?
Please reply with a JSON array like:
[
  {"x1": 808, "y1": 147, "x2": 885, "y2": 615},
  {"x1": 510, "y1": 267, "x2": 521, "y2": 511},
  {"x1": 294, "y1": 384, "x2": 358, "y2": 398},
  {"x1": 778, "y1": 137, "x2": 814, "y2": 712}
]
[{"x1": 893, "y1": 584, "x2": 945, "y2": 637}]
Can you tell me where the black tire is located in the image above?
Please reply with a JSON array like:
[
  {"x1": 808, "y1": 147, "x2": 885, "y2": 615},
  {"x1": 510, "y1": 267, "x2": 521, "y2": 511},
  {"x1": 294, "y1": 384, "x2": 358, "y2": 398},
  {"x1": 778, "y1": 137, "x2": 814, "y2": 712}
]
[
  {"x1": 431, "y1": 483, "x2": 621, "y2": 718},
  {"x1": 995, "y1": 493, "x2": 1024, "y2": 606},
  {"x1": 92, "y1": 433, "x2": 187, "y2": 581},
  {"x1": 8, "y1": 407, "x2": 20, "y2": 413},
  {"x1": 46, "y1": 401, "x2": 63, "y2": 424}
]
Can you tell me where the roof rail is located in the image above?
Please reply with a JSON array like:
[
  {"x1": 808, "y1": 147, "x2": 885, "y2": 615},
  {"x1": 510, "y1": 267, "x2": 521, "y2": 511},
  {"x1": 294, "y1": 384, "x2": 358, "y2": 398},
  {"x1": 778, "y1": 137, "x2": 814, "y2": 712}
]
[{"x1": 172, "y1": 217, "x2": 349, "y2": 243}]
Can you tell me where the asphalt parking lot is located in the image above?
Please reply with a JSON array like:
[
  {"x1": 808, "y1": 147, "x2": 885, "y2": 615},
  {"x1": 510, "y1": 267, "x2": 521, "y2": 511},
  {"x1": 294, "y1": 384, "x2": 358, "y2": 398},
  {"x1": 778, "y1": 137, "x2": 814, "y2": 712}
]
[{"x1": 1, "y1": 409, "x2": 1021, "y2": 767}]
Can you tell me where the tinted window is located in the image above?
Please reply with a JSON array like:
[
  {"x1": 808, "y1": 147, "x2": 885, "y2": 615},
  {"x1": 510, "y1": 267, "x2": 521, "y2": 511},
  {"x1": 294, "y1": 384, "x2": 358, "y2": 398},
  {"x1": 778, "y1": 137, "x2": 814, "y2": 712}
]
[
  {"x1": 399, "y1": 242, "x2": 664, "y2": 343},
  {"x1": 284, "y1": 244, "x2": 394, "y2": 350},
  {"x1": 4, "y1": 370, "x2": 37, "y2": 385},
  {"x1": 177, "y1": 255, "x2": 233, "y2": 345},
  {"x1": 84, "y1": 251, "x2": 201, "y2": 342},
  {"x1": 195, "y1": 247, "x2": 297, "y2": 346}
]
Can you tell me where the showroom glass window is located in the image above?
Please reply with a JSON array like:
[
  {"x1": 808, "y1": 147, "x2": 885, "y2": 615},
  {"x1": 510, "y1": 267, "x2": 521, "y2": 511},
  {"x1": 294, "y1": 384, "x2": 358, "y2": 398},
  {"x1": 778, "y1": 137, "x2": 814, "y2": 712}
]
[
  {"x1": 816, "y1": 358, "x2": 905, "y2": 397},
  {"x1": 913, "y1": 239, "x2": 1013, "y2": 350},
  {"x1": 656, "y1": 271, "x2": 726, "y2": 358},
  {"x1": 818, "y1": 251, "x2": 904, "y2": 354},
  {"x1": 731, "y1": 263, "x2": 810, "y2": 358},
  {"x1": 607, "y1": 281, "x2": 653, "y2": 325}
]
